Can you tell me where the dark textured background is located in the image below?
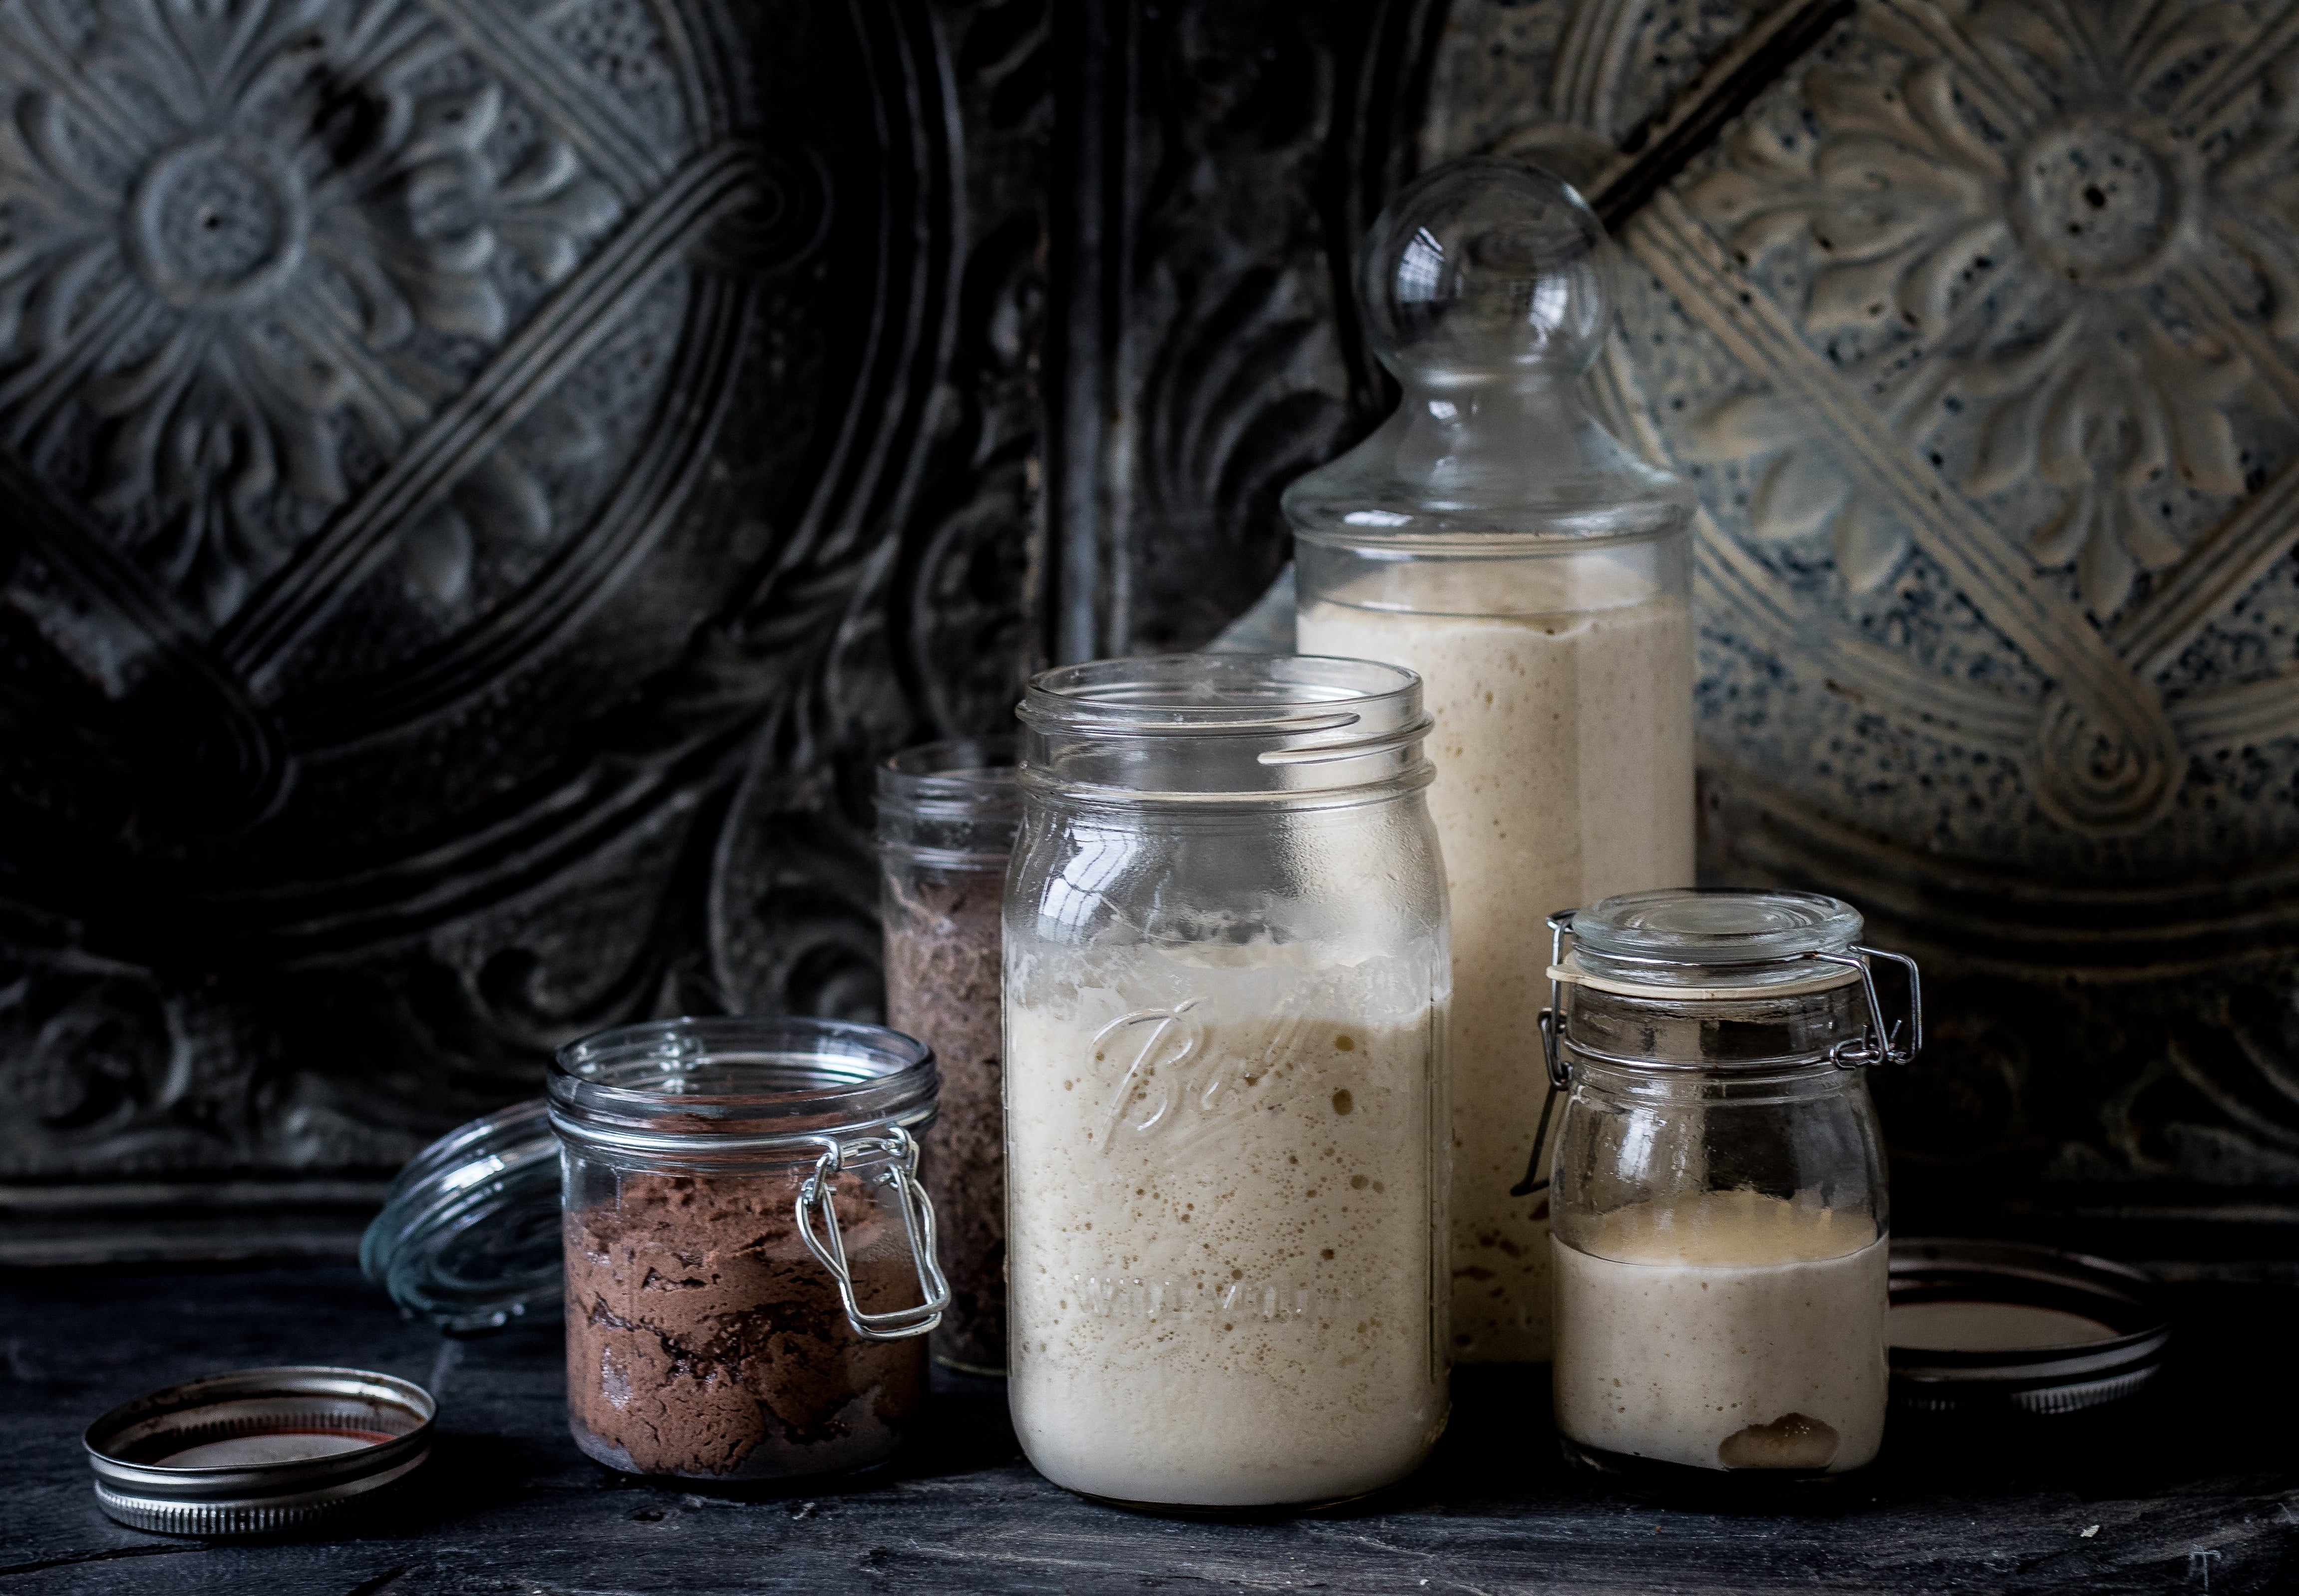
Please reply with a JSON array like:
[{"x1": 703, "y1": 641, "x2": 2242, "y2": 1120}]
[{"x1": 4, "y1": 0, "x2": 2299, "y2": 1276}]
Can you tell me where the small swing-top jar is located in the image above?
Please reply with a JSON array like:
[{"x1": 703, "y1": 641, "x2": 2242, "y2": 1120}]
[
  {"x1": 553, "y1": 1018, "x2": 951, "y2": 1483},
  {"x1": 1544, "y1": 890, "x2": 1920, "y2": 1499}
]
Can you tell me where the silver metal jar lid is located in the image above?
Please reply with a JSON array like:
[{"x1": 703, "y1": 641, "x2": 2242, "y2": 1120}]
[
  {"x1": 1889, "y1": 1239, "x2": 2171, "y2": 1417},
  {"x1": 84, "y1": 1366, "x2": 435, "y2": 1537}
]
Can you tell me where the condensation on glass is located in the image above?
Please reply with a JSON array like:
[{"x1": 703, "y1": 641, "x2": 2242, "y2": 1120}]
[
  {"x1": 1287, "y1": 158, "x2": 1696, "y2": 1366},
  {"x1": 1544, "y1": 890, "x2": 1921, "y2": 1500},
  {"x1": 1003, "y1": 654, "x2": 1451, "y2": 1512}
]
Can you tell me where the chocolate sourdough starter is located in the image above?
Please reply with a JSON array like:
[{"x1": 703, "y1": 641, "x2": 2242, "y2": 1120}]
[
  {"x1": 564, "y1": 1173, "x2": 926, "y2": 1479},
  {"x1": 883, "y1": 872, "x2": 1005, "y2": 1373}
]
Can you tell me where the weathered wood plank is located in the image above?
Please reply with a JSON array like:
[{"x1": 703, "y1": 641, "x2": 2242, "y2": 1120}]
[{"x1": 3, "y1": 1268, "x2": 2293, "y2": 1594}]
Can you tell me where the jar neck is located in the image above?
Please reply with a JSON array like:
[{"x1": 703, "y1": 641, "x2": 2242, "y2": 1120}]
[
  {"x1": 549, "y1": 1017, "x2": 937, "y2": 1162},
  {"x1": 1569, "y1": 1053, "x2": 1867, "y2": 1107},
  {"x1": 1018, "y1": 653, "x2": 1432, "y2": 805},
  {"x1": 1293, "y1": 523, "x2": 1689, "y2": 618},
  {"x1": 1562, "y1": 983, "x2": 1869, "y2": 1074},
  {"x1": 877, "y1": 737, "x2": 1021, "y2": 864}
]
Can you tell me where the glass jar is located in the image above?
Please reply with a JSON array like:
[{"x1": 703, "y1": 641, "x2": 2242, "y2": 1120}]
[
  {"x1": 551, "y1": 1017, "x2": 950, "y2": 1483},
  {"x1": 1546, "y1": 890, "x2": 1920, "y2": 1499},
  {"x1": 877, "y1": 737, "x2": 1022, "y2": 1376},
  {"x1": 1288, "y1": 160, "x2": 1695, "y2": 1366},
  {"x1": 1003, "y1": 653, "x2": 1451, "y2": 1513}
]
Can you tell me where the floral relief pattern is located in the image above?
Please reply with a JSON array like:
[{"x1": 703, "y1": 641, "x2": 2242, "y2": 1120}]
[
  {"x1": 1684, "y1": 0, "x2": 2294, "y2": 621},
  {"x1": 0, "y1": 0, "x2": 619, "y2": 625}
]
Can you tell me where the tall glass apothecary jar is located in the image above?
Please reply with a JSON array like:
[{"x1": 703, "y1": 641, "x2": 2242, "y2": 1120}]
[
  {"x1": 1004, "y1": 654, "x2": 1451, "y2": 1512},
  {"x1": 1288, "y1": 159, "x2": 1696, "y2": 1366},
  {"x1": 1546, "y1": 891, "x2": 1920, "y2": 1499}
]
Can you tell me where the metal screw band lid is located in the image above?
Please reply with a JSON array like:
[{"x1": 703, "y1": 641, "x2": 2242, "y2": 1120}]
[
  {"x1": 1888, "y1": 1239, "x2": 2171, "y2": 1417},
  {"x1": 84, "y1": 1367, "x2": 435, "y2": 1538}
]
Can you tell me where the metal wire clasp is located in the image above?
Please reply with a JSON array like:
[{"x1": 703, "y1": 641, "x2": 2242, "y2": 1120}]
[
  {"x1": 1810, "y1": 947, "x2": 1924, "y2": 1068},
  {"x1": 1538, "y1": 910, "x2": 1577, "y2": 1091},
  {"x1": 1514, "y1": 911, "x2": 1579, "y2": 1200},
  {"x1": 794, "y1": 1125, "x2": 952, "y2": 1342}
]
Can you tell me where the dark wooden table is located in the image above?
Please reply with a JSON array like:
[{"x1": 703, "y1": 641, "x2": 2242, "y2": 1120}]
[{"x1": 4, "y1": 1265, "x2": 2293, "y2": 1594}]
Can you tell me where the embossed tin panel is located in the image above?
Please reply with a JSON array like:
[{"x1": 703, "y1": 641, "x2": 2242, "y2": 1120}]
[
  {"x1": 13, "y1": 0, "x2": 2299, "y2": 1265},
  {"x1": 1408, "y1": 0, "x2": 2299, "y2": 1258},
  {"x1": 0, "y1": 0, "x2": 1047, "y2": 1259}
]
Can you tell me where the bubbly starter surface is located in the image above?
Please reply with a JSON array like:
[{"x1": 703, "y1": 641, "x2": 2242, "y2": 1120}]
[
  {"x1": 1299, "y1": 591, "x2": 1694, "y2": 1362},
  {"x1": 1553, "y1": 1190, "x2": 1888, "y2": 1474},
  {"x1": 1005, "y1": 946, "x2": 1447, "y2": 1508}
]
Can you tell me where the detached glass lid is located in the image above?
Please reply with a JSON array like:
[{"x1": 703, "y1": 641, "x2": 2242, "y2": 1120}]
[{"x1": 359, "y1": 1098, "x2": 562, "y2": 1334}]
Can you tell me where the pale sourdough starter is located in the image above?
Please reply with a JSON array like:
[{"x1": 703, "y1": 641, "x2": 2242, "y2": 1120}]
[
  {"x1": 1553, "y1": 1189, "x2": 1888, "y2": 1474},
  {"x1": 1299, "y1": 587, "x2": 1693, "y2": 1361},
  {"x1": 1006, "y1": 945, "x2": 1446, "y2": 1507}
]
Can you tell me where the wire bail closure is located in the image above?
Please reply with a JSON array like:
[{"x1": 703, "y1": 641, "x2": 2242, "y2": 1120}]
[
  {"x1": 1538, "y1": 910, "x2": 1925, "y2": 1086},
  {"x1": 795, "y1": 1125, "x2": 952, "y2": 1342}
]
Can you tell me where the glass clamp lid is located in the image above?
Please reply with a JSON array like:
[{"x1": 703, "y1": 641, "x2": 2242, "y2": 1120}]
[
  {"x1": 359, "y1": 1098, "x2": 563, "y2": 1335},
  {"x1": 1539, "y1": 889, "x2": 1925, "y2": 1087}
]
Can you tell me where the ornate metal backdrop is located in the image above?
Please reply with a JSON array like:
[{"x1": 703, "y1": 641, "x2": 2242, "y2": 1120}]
[
  {"x1": 0, "y1": 0, "x2": 1048, "y2": 1260},
  {"x1": 5, "y1": 0, "x2": 2298, "y2": 1273}
]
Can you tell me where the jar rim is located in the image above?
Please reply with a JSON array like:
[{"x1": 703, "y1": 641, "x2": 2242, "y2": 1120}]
[
  {"x1": 1020, "y1": 652, "x2": 1420, "y2": 737},
  {"x1": 550, "y1": 1016, "x2": 938, "y2": 1152},
  {"x1": 1016, "y1": 653, "x2": 1433, "y2": 802},
  {"x1": 877, "y1": 736, "x2": 1022, "y2": 817}
]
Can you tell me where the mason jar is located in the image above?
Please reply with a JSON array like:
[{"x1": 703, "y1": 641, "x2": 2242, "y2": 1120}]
[
  {"x1": 1004, "y1": 654, "x2": 1451, "y2": 1512},
  {"x1": 1545, "y1": 890, "x2": 1919, "y2": 1499},
  {"x1": 552, "y1": 1017, "x2": 950, "y2": 1483},
  {"x1": 877, "y1": 737, "x2": 1022, "y2": 1376}
]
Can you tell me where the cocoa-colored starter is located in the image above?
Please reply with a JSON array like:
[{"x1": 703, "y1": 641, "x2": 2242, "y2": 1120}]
[
  {"x1": 883, "y1": 871, "x2": 1005, "y2": 1373},
  {"x1": 564, "y1": 1173, "x2": 925, "y2": 1479}
]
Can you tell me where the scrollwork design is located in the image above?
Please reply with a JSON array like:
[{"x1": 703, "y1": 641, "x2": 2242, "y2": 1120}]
[{"x1": 2029, "y1": 680, "x2": 2182, "y2": 834}]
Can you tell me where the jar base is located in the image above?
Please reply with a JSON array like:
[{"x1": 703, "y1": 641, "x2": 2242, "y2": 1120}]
[
  {"x1": 1070, "y1": 1487, "x2": 1385, "y2": 1520},
  {"x1": 1559, "y1": 1436, "x2": 1866, "y2": 1509},
  {"x1": 932, "y1": 1353, "x2": 1007, "y2": 1378},
  {"x1": 569, "y1": 1416, "x2": 906, "y2": 1487}
]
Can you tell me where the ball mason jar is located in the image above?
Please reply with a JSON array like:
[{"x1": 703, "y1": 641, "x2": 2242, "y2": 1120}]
[
  {"x1": 1289, "y1": 162, "x2": 1696, "y2": 1367},
  {"x1": 552, "y1": 1017, "x2": 951, "y2": 1483},
  {"x1": 877, "y1": 737, "x2": 1022, "y2": 1376},
  {"x1": 1545, "y1": 890, "x2": 1919, "y2": 1499},
  {"x1": 1004, "y1": 654, "x2": 1452, "y2": 1512}
]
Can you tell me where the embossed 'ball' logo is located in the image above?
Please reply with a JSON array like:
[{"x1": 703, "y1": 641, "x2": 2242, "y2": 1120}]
[{"x1": 127, "y1": 139, "x2": 309, "y2": 311}]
